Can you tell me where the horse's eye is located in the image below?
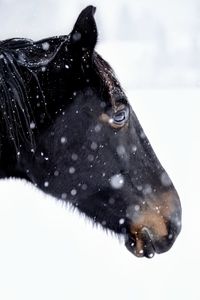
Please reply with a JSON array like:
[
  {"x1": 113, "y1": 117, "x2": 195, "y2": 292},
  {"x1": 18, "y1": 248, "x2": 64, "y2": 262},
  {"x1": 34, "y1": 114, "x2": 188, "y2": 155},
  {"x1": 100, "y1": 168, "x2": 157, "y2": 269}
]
[{"x1": 113, "y1": 109, "x2": 128, "y2": 125}]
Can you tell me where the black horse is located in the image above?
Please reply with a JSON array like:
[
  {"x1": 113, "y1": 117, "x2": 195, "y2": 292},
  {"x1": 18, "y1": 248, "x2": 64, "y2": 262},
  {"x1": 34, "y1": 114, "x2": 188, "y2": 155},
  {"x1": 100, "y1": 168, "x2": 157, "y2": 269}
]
[{"x1": 0, "y1": 6, "x2": 181, "y2": 258}]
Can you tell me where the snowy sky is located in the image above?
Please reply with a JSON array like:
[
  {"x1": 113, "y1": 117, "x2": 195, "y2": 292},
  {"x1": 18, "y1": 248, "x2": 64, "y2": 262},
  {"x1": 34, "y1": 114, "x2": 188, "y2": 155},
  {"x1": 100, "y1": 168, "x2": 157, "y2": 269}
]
[
  {"x1": 0, "y1": 1, "x2": 200, "y2": 300},
  {"x1": 0, "y1": 0, "x2": 199, "y2": 87}
]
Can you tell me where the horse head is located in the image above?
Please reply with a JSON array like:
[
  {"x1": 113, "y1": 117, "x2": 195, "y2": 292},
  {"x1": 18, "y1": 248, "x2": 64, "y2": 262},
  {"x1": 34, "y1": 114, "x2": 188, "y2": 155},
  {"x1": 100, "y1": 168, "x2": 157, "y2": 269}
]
[{"x1": 0, "y1": 6, "x2": 181, "y2": 258}]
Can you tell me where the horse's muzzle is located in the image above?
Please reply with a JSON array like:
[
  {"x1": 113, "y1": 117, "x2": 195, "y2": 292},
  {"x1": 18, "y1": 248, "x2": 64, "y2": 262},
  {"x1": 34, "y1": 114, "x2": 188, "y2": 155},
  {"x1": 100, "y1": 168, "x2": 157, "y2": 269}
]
[{"x1": 125, "y1": 190, "x2": 182, "y2": 258}]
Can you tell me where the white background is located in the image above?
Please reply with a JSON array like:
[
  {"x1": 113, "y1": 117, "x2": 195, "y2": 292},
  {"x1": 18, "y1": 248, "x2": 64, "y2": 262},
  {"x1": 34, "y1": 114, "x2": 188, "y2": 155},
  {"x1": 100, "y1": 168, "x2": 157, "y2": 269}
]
[{"x1": 0, "y1": 1, "x2": 200, "y2": 300}]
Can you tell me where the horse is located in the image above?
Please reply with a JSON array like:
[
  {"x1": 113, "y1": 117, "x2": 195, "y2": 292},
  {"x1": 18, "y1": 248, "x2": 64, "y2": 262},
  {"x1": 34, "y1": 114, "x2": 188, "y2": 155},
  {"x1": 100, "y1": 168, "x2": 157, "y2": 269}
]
[{"x1": 0, "y1": 6, "x2": 181, "y2": 258}]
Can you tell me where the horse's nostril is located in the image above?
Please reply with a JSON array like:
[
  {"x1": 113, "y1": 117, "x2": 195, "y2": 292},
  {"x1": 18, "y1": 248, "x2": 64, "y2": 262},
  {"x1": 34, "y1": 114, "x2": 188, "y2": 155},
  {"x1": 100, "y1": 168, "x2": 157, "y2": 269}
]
[
  {"x1": 125, "y1": 227, "x2": 156, "y2": 258},
  {"x1": 139, "y1": 227, "x2": 155, "y2": 258}
]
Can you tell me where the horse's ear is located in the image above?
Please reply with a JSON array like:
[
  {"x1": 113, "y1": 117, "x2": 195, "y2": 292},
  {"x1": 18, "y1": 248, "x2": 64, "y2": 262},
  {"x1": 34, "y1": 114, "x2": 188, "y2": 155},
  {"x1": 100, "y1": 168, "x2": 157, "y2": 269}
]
[{"x1": 70, "y1": 6, "x2": 98, "y2": 51}]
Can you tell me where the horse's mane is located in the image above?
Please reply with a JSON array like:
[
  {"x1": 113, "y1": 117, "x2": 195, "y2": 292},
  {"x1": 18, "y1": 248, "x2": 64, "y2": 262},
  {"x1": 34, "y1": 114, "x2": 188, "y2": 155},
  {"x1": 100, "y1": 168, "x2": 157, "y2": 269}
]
[
  {"x1": 0, "y1": 36, "x2": 120, "y2": 155},
  {"x1": 93, "y1": 52, "x2": 125, "y2": 103},
  {"x1": 0, "y1": 44, "x2": 35, "y2": 153},
  {"x1": 0, "y1": 37, "x2": 68, "y2": 154},
  {"x1": 1, "y1": 36, "x2": 68, "y2": 68}
]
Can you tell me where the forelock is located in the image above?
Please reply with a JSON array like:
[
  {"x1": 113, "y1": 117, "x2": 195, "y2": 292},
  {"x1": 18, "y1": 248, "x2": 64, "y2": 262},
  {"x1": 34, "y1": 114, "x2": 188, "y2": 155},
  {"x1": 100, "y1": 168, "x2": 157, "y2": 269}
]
[{"x1": 93, "y1": 52, "x2": 124, "y2": 105}]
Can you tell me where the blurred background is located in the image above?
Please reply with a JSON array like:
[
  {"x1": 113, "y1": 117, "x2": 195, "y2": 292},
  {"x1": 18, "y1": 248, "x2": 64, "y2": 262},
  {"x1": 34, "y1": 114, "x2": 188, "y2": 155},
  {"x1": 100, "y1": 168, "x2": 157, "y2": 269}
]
[
  {"x1": 0, "y1": 0, "x2": 200, "y2": 88},
  {"x1": 0, "y1": 1, "x2": 199, "y2": 300}
]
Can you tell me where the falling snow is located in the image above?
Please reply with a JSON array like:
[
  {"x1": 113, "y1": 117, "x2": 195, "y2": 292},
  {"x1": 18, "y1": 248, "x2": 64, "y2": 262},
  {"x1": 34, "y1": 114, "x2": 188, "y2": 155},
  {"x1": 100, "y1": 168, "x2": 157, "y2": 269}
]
[
  {"x1": 137, "y1": 185, "x2": 143, "y2": 191},
  {"x1": 148, "y1": 253, "x2": 154, "y2": 258},
  {"x1": 116, "y1": 145, "x2": 126, "y2": 156},
  {"x1": 61, "y1": 193, "x2": 67, "y2": 200},
  {"x1": 41, "y1": 66, "x2": 46, "y2": 72},
  {"x1": 71, "y1": 189, "x2": 77, "y2": 196},
  {"x1": 143, "y1": 184, "x2": 152, "y2": 195},
  {"x1": 108, "y1": 118, "x2": 114, "y2": 124},
  {"x1": 140, "y1": 131, "x2": 146, "y2": 139},
  {"x1": 110, "y1": 174, "x2": 124, "y2": 189},
  {"x1": 100, "y1": 101, "x2": 106, "y2": 108},
  {"x1": 71, "y1": 153, "x2": 78, "y2": 161},
  {"x1": 160, "y1": 171, "x2": 172, "y2": 187},
  {"x1": 109, "y1": 198, "x2": 115, "y2": 205},
  {"x1": 119, "y1": 218, "x2": 125, "y2": 225},
  {"x1": 91, "y1": 142, "x2": 98, "y2": 150},
  {"x1": 42, "y1": 42, "x2": 50, "y2": 51},
  {"x1": 94, "y1": 124, "x2": 102, "y2": 132},
  {"x1": 87, "y1": 154, "x2": 94, "y2": 162},
  {"x1": 69, "y1": 167, "x2": 76, "y2": 174},
  {"x1": 81, "y1": 184, "x2": 88, "y2": 191},
  {"x1": 132, "y1": 145, "x2": 137, "y2": 153},
  {"x1": 72, "y1": 32, "x2": 81, "y2": 42},
  {"x1": 30, "y1": 122, "x2": 35, "y2": 129},
  {"x1": 61, "y1": 137, "x2": 67, "y2": 144},
  {"x1": 134, "y1": 205, "x2": 140, "y2": 212}
]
